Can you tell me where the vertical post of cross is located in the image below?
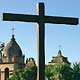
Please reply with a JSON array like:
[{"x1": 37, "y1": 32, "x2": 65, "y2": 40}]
[{"x1": 37, "y1": 3, "x2": 45, "y2": 80}]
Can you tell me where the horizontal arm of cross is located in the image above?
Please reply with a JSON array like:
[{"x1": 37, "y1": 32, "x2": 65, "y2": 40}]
[
  {"x1": 45, "y1": 16, "x2": 79, "y2": 25},
  {"x1": 3, "y1": 13, "x2": 39, "y2": 23},
  {"x1": 3, "y1": 13, "x2": 79, "y2": 25}
]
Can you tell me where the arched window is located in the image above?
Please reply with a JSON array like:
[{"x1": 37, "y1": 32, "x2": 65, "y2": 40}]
[{"x1": 5, "y1": 68, "x2": 9, "y2": 80}]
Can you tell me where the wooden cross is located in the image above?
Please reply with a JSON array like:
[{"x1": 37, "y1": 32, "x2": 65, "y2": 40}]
[{"x1": 2, "y1": 3, "x2": 79, "y2": 80}]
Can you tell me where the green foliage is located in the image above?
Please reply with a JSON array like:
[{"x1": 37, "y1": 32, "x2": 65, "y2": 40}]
[
  {"x1": 0, "y1": 42, "x2": 5, "y2": 51},
  {"x1": 72, "y1": 62, "x2": 80, "y2": 80},
  {"x1": 9, "y1": 62, "x2": 80, "y2": 80},
  {"x1": 9, "y1": 66, "x2": 37, "y2": 80},
  {"x1": 45, "y1": 63, "x2": 73, "y2": 80},
  {"x1": 60, "y1": 63, "x2": 73, "y2": 80},
  {"x1": 45, "y1": 65, "x2": 55, "y2": 80}
]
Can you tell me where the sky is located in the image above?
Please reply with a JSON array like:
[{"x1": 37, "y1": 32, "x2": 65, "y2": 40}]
[{"x1": 0, "y1": 0, "x2": 80, "y2": 65}]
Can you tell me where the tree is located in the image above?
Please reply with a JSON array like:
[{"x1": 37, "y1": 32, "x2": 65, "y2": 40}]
[
  {"x1": 72, "y1": 62, "x2": 80, "y2": 80},
  {"x1": 60, "y1": 63, "x2": 73, "y2": 80},
  {"x1": 0, "y1": 42, "x2": 5, "y2": 59},
  {"x1": 45, "y1": 65, "x2": 55, "y2": 80},
  {"x1": 9, "y1": 62, "x2": 80, "y2": 80},
  {"x1": 0, "y1": 42, "x2": 5, "y2": 51},
  {"x1": 9, "y1": 66, "x2": 37, "y2": 80},
  {"x1": 45, "y1": 63, "x2": 73, "y2": 80}
]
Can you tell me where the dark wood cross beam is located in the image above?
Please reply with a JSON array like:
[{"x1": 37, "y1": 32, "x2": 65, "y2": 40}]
[{"x1": 2, "y1": 3, "x2": 79, "y2": 80}]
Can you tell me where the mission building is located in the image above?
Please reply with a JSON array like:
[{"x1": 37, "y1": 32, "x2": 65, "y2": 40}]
[{"x1": 0, "y1": 33, "x2": 70, "y2": 80}]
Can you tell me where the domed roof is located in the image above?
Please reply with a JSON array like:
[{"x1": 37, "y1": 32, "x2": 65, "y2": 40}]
[{"x1": 2, "y1": 35, "x2": 22, "y2": 57}]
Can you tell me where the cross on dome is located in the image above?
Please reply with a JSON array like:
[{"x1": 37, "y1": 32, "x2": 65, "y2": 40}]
[
  {"x1": 59, "y1": 45, "x2": 62, "y2": 50},
  {"x1": 11, "y1": 27, "x2": 15, "y2": 35}
]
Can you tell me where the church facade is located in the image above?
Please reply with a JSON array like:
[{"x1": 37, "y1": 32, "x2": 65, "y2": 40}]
[
  {"x1": 0, "y1": 35, "x2": 36, "y2": 80},
  {"x1": 0, "y1": 34, "x2": 70, "y2": 80}
]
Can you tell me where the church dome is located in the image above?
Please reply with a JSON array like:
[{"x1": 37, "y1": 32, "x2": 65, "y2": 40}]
[{"x1": 2, "y1": 35, "x2": 22, "y2": 57}]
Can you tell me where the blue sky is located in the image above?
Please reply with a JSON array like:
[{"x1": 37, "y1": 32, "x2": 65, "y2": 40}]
[{"x1": 0, "y1": 0, "x2": 80, "y2": 64}]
